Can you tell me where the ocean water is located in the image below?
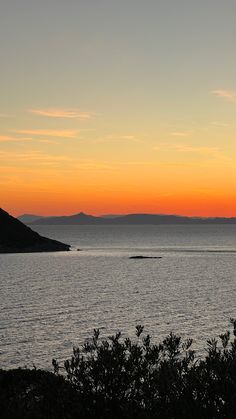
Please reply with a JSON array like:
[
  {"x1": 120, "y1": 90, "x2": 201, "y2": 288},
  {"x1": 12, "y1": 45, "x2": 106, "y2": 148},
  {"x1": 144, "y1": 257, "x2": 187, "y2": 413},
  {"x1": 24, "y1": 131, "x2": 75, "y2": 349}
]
[{"x1": 1, "y1": 224, "x2": 236, "y2": 369}]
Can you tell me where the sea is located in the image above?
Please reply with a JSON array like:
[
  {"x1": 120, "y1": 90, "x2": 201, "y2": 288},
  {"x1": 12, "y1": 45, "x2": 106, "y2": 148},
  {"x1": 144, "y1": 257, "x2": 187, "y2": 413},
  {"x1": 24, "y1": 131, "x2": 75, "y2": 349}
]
[{"x1": 1, "y1": 224, "x2": 236, "y2": 369}]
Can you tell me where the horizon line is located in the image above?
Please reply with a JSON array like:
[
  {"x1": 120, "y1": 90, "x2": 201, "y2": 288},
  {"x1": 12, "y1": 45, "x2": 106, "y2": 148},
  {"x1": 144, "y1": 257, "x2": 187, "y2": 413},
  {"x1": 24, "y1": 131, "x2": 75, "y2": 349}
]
[{"x1": 16, "y1": 211, "x2": 236, "y2": 220}]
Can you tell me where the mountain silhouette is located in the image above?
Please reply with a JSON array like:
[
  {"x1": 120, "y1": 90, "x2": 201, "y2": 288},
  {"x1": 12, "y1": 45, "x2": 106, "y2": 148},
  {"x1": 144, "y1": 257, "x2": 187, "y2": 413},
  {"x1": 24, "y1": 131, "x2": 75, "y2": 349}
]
[
  {"x1": 18, "y1": 214, "x2": 44, "y2": 223},
  {"x1": 30, "y1": 212, "x2": 107, "y2": 225},
  {"x1": 29, "y1": 212, "x2": 236, "y2": 225},
  {"x1": 0, "y1": 208, "x2": 70, "y2": 253}
]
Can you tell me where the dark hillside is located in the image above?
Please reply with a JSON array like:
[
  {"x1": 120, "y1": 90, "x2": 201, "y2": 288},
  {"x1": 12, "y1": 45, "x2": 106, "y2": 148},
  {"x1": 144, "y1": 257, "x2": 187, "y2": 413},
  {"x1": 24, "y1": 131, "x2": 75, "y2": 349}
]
[{"x1": 0, "y1": 208, "x2": 70, "y2": 253}]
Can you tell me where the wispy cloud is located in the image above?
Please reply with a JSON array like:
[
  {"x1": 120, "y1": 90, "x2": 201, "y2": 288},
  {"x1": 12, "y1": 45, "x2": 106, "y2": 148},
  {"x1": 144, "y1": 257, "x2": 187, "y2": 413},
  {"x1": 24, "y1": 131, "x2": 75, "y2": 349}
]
[
  {"x1": 38, "y1": 139, "x2": 59, "y2": 144},
  {"x1": 0, "y1": 134, "x2": 60, "y2": 144},
  {"x1": 120, "y1": 135, "x2": 135, "y2": 140},
  {"x1": 169, "y1": 144, "x2": 220, "y2": 155},
  {"x1": 0, "y1": 113, "x2": 12, "y2": 118},
  {"x1": 0, "y1": 135, "x2": 32, "y2": 142},
  {"x1": 0, "y1": 150, "x2": 73, "y2": 166},
  {"x1": 94, "y1": 134, "x2": 143, "y2": 144},
  {"x1": 212, "y1": 89, "x2": 236, "y2": 103},
  {"x1": 170, "y1": 132, "x2": 192, "y2": 137},
  {"x1": 76, "y1": 159, "x2": 116, "y2": 171},
  {"x1": 29, "y1": 108, "x2": 92, "y2": 119},
  {"x1": 154, "y1": 143, "x2": 229, "y2": 160},
  {"x1": 211, "y1": 121, "x2": 229, "y2": 128},
  {"x1": 14, "y1": 129, "x2": 79, "y2": 138},
  {"x1": 120, "y1": 135, "x2": 144, "y2": 143},
  {"x1": 0, "y1": 151, "x2": 117, "y2": 172}
]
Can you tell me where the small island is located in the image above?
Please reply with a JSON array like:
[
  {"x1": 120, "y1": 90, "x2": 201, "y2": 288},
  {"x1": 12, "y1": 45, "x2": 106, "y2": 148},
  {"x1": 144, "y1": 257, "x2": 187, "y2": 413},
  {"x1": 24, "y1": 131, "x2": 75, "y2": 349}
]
[
  {"x1": 0, "y1": 208, "x2": 70, "y2": 253},
  {"x1": 129, "y1": 255, "x2": 162, "y2": 259}
]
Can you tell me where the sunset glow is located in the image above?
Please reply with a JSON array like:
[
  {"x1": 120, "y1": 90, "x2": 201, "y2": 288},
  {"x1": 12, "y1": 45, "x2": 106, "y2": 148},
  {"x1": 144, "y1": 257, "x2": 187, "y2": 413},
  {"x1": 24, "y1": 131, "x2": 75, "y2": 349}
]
[{"x1": 1, "y1": 1, "x2": 236, "y2": 217}]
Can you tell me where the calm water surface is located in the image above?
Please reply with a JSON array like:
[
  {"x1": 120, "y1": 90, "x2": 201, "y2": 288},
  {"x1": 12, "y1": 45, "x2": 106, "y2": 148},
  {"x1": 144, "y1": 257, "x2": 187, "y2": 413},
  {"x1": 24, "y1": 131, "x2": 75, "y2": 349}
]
[{"x1": 1, "y1": 224, "x2": 236, "y2": 369}]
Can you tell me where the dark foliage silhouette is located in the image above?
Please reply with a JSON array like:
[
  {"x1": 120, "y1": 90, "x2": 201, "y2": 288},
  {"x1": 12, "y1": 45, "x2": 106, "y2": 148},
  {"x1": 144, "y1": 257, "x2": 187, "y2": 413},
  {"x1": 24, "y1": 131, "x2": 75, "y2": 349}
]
[
  {"x1": 2, "y1": 321, "x2": 236, "y2": 418},
  {"x1": 0, "y1": 368, "x2": 82, "y2": 419},
  {"x1": 52, "y1": 319, "x2": 236, "y2": 418}
]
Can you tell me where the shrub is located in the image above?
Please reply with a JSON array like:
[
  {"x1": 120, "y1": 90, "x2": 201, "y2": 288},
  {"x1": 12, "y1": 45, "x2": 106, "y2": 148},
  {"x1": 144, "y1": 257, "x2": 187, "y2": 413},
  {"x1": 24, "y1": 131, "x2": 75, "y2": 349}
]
[
  {"x1": 0, "y1": 368, "x2": 82, "y2": 419},
  {"x1": 2, "y1": 321, "x2": 236, "y2": 418},
  {"x1": 52, "y1": 319, "x2": 236, "y2": 418}
]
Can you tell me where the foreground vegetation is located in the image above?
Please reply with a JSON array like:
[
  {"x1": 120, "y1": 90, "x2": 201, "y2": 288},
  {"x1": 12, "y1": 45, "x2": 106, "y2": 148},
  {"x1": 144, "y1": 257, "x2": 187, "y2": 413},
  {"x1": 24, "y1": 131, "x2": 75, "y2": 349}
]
[{"x1": 2, "y1": 321, "x2": 236, "y2": 418}]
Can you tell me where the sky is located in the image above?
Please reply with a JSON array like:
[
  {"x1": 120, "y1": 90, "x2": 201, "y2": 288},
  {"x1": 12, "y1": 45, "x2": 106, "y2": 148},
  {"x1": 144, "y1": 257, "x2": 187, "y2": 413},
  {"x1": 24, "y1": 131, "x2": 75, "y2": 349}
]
[{"x1": 1, "y1": 0, "x2": 236, "y2": 217}]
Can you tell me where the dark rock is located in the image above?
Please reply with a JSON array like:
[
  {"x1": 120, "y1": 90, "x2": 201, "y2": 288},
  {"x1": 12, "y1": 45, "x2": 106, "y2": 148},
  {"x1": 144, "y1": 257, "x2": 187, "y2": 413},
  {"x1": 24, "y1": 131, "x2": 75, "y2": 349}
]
[
  {"x1": 129, "y1": 255, "x2": 162, "y2": 259},
  {"x1": 0, "y1": 208, "x2": 70, "y2": 253}
]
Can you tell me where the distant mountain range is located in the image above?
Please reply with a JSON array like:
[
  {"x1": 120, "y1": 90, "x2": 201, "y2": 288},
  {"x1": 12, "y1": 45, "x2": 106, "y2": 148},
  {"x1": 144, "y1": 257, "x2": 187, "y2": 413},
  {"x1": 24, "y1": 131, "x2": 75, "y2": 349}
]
[
  {"x1": 18, "y1": 214, "x2": 46, "y2": 224},
  {"x1": 18, "y1": 212, "x2": 236, "y2": 225},
  {"x1": 1, "y1": 208, "x2": 70, "y2": 253}
]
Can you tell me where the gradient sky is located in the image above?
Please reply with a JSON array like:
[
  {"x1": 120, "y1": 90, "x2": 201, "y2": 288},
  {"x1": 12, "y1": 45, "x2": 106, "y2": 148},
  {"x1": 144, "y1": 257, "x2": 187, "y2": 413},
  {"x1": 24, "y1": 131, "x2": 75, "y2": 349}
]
[{"x1": 1, "y1": 0, "x2": 236, "y2": 216}]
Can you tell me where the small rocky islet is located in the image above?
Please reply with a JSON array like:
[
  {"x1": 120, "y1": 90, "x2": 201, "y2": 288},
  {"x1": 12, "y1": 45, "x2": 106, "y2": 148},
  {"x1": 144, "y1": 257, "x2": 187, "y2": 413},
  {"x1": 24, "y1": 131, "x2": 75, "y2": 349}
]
[{"x1": 129, "y1": 255, "x2": 162, "y2": 259}]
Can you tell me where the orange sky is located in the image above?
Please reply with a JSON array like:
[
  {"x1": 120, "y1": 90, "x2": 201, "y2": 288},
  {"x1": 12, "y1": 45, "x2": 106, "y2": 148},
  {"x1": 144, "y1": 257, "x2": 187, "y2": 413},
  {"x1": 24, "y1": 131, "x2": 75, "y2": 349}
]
[
  {"x1": 1, "y1": 118, "x2": 236, "y2": 218},
  {"x1": 2, "y1": 156, "x2": 236, "y2": 217},
  {"x1": 1, "y1": 2, "x2": 236, "y2": 217}
]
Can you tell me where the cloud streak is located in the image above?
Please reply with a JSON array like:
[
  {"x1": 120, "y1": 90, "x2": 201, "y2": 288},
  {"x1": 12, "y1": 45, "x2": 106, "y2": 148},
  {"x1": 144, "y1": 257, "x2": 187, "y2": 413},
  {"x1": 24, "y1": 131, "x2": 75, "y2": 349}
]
[
  {"x1": 212, "y1": 89, "x2": 236, "y2": 103},
  {"x1": 169, "y1": 144, "x2": 220, "y2": 155},
  {"x1": 0, "y1": 135, "x2": 32, "y2": 142},
  {"x1": 0, "y1": 150, "x2": 73, "y2": 167},
  {"x1": 0, "y1": 113, "x2": 12, "y2": 118},
  {"x1": 29, "y1": 108, "x2": 92, "y2": 119},
  {"x1": 154, "y1": 143, "x2": 229, "y2": 160},
  {"x1": 170, "y1": 132, "x2": 192, "y2": 137},
  {"x1": 14, "y1": 129, "x2": 79, "y2": 138},
  {"x1": 94, "y1": 134, "x2": 143, "y2": 144}
]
